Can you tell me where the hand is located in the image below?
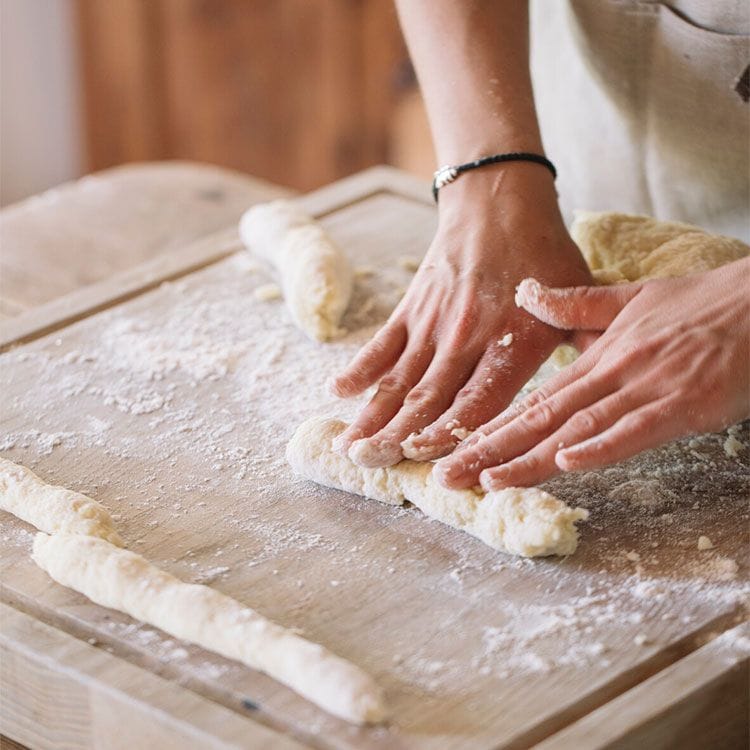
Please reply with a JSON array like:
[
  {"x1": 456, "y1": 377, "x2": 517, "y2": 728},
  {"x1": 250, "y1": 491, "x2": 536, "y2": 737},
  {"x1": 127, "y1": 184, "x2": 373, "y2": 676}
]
[
  {"x1": 434, "y1": 258, "x2": 750, "y2": 490},
  {"x1": 329, "y1": 165, "x2": 593, "y2": 467}
]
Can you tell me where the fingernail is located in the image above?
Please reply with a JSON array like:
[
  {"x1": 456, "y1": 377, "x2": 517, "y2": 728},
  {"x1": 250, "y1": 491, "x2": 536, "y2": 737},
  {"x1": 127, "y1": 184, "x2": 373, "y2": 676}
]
[
  {"x1": 433, "y1": 460, "x2": 462, "y2": 485},
  {"x1": 349, "y1": 437, "x2": 402, "y2": 468},
  {"x1": 515, "y1": 277, "x2": 542, "y2": 308},
  {"x1": 480, "y1": 466, "x2": 509, "y2": 491},
  {"x1": 329, "y1": 374, "x2": 353, "y2": 398}
]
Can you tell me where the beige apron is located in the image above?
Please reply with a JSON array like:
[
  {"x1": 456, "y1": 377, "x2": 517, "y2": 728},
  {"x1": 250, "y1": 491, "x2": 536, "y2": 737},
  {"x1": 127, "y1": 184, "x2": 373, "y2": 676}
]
[{"x1": 530, "y1": 1, "x2": 750, "y2": 241}]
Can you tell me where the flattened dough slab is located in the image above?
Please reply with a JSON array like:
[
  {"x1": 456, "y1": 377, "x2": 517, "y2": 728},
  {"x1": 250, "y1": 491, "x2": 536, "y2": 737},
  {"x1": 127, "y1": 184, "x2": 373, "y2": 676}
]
[{"x1": 286, "y1": 417, "x2": 588, "y2": 558}]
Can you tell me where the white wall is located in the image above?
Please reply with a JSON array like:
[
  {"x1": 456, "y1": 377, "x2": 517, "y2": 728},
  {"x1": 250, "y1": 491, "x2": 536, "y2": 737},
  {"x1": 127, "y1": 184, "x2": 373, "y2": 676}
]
[{"x1": 0, "y1": 0, "x2": 83, "y2": 206}]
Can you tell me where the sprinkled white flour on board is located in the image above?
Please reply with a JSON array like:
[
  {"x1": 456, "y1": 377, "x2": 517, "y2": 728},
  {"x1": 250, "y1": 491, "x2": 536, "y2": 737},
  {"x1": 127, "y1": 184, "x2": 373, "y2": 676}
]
[{"x1": 1, "y1": 203, "x2": 748, "y2": 741}]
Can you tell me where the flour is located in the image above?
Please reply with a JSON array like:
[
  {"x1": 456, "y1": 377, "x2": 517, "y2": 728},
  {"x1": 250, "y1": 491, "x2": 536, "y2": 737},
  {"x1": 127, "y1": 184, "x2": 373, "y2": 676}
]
[{"x1": 1, "y1": 248, "x2": 748, "y2": 728}]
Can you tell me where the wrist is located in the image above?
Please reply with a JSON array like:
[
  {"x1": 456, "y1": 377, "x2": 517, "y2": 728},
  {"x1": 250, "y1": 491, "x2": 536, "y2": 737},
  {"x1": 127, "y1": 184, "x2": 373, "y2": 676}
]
[{"x1": 436, "y1": 159, "x2": 559, "y2": 222}]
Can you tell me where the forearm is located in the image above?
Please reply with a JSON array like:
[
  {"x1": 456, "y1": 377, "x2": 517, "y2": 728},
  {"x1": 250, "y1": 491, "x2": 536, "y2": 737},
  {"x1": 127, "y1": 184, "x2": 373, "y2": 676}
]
[{"x1": 395, "y1": 0, "x2": 542, "y2": 163}]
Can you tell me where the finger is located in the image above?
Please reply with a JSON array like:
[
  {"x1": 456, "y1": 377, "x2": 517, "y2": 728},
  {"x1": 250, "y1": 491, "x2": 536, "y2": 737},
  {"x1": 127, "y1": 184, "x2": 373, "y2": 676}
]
[
  {"x1": 479, "y1": 387, "x2": 642, "y2": 489},
  {"x1": 555, "y1": 394, "x2": 687, "y2": 472},
  {"x1": 359, "y1": 347, "x2": 484, "y2": 465},
  {"x1": 435, "y1": 369, "x2": 615, "y2": 489},
  {"x1": 333, "y1": 341, "x2": 434, "y2": 459},
  {"x1": 426, "y1": 343, "x2": 600, "y2": 461},
  {"x1": 515, "y1": 277, "x2": 642, "y2": 331},
  {"x1": 329, "y1": 323, "x2": 407, "y2": 398},
  {"x1": 401, "y1": 332, "x2": 556, "y2": 461},
  {"x1": 571, "y1": 331, "x2": 600, "y2": 352}
]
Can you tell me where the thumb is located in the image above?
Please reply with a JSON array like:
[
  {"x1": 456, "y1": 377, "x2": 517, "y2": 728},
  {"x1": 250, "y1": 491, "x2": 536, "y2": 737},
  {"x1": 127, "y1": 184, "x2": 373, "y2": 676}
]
[{"x1": 515, "y1": 277, "x2": 642, "y2": 331}]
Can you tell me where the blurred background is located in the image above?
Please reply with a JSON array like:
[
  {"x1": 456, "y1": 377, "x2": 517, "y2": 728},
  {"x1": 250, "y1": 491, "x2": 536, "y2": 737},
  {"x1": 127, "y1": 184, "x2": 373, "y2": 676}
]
[{"x1": 0, "y1": 0, "x2": 435, "y2": 208}]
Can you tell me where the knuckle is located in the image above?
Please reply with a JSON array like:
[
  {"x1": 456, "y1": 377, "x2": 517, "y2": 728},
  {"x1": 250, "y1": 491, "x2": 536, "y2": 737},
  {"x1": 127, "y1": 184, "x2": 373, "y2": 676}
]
[
  {"x1": 567, "y1": 409, "x2": 599, "y2": 435},
  {"x1": 377, "y1": 373, "x2": 411, "y2": 397},
  {"x1": 519, "y1": 401, "x2": 556, "y2": 433},
  {"x1": 404, "y1": 384, "x2": 441, "y2": 410}
]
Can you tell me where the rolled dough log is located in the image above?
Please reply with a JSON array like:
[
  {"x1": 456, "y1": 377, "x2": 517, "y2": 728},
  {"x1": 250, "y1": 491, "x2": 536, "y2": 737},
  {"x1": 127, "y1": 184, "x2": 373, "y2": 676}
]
[
  {"x1": 1, "y1": 457, "x2": 386, "y2": 724},
  {"x1": 0, "y1": 457, "x2": 122, "y2": 546},
  {"x1": 32, "y1": 532, "x2": 386, "y2": 724},
  {"x1": 571, "y1": 211, "x2": 750, "y2": 284},
  {"x1": 286, "y1": 417, "x2": 588, "y2": 557},
  {"x1": 239, "y1": 200, "x2": 353, "y2": 341}
]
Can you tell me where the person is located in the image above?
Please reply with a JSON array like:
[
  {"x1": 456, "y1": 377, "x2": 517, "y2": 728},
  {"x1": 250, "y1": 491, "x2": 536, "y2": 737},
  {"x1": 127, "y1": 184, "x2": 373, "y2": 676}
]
[{"x1": 329, "y1": 1, "x2": 750, "y2": 492}]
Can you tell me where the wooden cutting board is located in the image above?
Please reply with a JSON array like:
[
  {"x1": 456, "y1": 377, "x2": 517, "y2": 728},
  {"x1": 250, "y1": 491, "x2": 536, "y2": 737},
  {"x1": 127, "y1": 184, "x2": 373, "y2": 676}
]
[{"x1": 1, "y1": 167, "x2": 748, "y2": 750}]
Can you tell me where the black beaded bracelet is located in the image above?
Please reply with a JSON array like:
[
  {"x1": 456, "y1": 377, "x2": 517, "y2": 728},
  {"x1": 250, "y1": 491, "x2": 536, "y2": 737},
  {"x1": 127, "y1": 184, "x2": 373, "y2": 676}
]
[{"x1": 432, "y1": 152, "x2": 557, "y2": 202}]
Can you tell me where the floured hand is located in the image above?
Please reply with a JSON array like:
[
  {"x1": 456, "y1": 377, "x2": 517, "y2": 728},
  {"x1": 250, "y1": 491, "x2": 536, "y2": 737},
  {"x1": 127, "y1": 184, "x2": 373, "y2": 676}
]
[
  {"x1": 328, "y1": 166, "x2": 592, "y2": 468},
  {"x1": 435, "y1": 258, "x2": 750, "y2": 490}
]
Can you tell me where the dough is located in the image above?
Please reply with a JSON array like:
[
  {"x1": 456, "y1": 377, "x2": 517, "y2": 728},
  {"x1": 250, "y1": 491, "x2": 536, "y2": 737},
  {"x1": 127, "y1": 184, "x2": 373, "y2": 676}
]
[
  {"x1": 0, "y1": 457, "x2": 122, "y2": 546},
  {"x1": 286, "y1": 417, "x2": 588, "y2": 557},
  {"x1": 571, "y1": 211, "x2": 749, "y2": 284},
  {"x1": 239, "y1": 200, "x2": 353, "y2": 341},
  {"x1": 1, "y1": 457, "x2": 386, "y2": 724},
  {"x1": 32, "y1": 532, "x2": 386, "y2": 725}
]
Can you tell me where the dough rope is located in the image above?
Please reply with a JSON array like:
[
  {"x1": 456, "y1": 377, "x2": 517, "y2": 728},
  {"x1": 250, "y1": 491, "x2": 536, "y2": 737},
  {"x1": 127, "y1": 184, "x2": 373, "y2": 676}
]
[
  {"x1": 0, "y1": 457, "x2": 122, "y2": 546},
  {"x1": 0, "y1": 457, "x2": 386, "y2": 724},
  {"x1": 239, "y1": 200, "x2": 353, "y2": 342},
  {"x1": 286, "y1": 417, "x2": 588, "y2": 558},
  {"x1": 32, "y1": 533, "x2": 386, "y2": 725}
]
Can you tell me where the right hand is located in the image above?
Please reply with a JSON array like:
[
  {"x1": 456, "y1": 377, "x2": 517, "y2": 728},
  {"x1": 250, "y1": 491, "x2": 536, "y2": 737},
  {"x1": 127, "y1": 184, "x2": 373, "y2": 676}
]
[{"x1": 329, "y1": 164, "x2": 594, "y2": 467}]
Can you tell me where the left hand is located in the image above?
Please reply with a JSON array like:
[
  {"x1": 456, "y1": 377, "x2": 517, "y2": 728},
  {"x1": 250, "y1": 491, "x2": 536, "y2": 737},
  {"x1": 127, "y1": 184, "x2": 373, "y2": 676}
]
[{"x1": 434, "y1": 257, "x2": 750, "y2": 490}]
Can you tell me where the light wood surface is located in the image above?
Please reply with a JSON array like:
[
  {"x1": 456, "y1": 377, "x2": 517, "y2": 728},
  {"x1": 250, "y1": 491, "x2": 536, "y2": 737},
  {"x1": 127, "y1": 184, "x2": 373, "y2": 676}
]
[
  {"x1": 0, "y1": 167, "x2": 747, "y2": 749},
  {"x1": 535, "y1": 623, "x2": 749, "y2": 750},
  {"x1": 0, "y1": 161, "x2": 291, "y2": 319}
]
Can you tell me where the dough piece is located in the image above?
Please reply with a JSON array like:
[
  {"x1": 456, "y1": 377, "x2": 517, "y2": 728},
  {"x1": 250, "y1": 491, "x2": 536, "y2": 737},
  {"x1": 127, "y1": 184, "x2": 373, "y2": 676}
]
[
  {"x1": 239, "y1": 200, "x2": 353, "y2": 341},
  {"x1": 286, "y1": 418, "x2": 588, "y2": 557},
  {"x1": 571, "y1": 211, "x2": 749, "y2": 284},
  {"x1": 253, "y1": 282, "x2": 282, "y2": 302},
  {"x1": 0, "y1": 457, "x2": 122, "y2": 546},
  {"x1": 32, "y1": 532, "x2": 386, "y2": 725}
]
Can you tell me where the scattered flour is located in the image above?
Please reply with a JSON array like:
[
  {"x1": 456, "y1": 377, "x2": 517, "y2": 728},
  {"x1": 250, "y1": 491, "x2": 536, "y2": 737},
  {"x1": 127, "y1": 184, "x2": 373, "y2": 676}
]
[{"x1": 0, "y1": 253, "x2": 747, "y2": 721}]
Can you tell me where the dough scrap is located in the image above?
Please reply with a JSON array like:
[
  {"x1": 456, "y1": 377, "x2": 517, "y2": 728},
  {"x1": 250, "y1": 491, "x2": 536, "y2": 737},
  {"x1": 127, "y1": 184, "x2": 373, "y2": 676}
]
[
  {"x1": 1, "y1": 456, "x2": 386, "y2": 724},
  {"x1": 286, "y1": 417, "x2": 588, "y2": 557},
  {"x1": 239, "y1": 201, "x2": 353, "y2": 341},
  {"x1": 32, "y1": 532, "x2": 386, "y2": 725},
  {"x1": 571, "y1": 211, "x2": 749, "y2": 284},
  {"x1": 0, "y1": 457, "x2": 122, "y2": 546}
]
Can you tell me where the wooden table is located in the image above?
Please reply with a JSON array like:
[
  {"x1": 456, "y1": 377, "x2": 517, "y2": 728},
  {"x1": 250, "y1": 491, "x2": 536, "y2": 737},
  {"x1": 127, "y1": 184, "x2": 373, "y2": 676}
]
[
  {"x1": 1, "y1": 166, "x2": 748, "y2": 749},
  {"x1": 0, "y1": 161, "x2": 291, "y2": 319}
]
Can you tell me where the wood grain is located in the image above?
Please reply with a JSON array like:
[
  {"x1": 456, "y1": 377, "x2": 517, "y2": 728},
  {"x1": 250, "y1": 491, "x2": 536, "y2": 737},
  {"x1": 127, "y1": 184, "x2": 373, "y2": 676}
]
[
  {"x1": 535, "y1": 623, "x2": 749, "y2": 750},
  {"x1": 0, "y1": 167, "x2": 747, "y2": 749},
  {"x1": 0, "y1": 161, "x2": 291, "y2": 319},
  {"x1": 0, "y1": 603, "x2": 308, "y2": 750},
  {"x1": 75, "y1": 1, "x2": 414, "y2": 191}
]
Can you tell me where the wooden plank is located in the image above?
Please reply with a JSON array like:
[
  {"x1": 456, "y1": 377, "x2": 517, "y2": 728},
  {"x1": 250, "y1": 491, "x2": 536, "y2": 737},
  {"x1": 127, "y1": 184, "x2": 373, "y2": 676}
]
[
  {"x1": 0, "y1": 166, "x2": 429, "y2": 350},
  {"x1": 0, "y1": 161, "x2": 292, "y2": 317},
  {"x1": 0, "y1": 603, "x2": 309, "y2": 750},
  {"x1": 534, "y1": 623, "x2": 750, "y2": 750},
  {"x1": 0, "y1": 166, "x2": 747, "y2": 748},
  {"x1": 76, "y1": 0, "x2": 167, "y2": 170},
  {"x1": 77, "y1": 1, "x2": 411, "y2": 191},
  {"x1": 0, "y1": 227, "x2": 240, "y2": 352}
]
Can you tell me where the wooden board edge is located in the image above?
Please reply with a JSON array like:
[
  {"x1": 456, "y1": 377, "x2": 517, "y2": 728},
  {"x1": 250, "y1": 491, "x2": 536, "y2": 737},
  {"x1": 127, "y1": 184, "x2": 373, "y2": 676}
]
[
  {"x1": 531, "y1": 622, "x2": 750, "y2": 750},
  {"x1": 0, "y1": 228, "x2": 241, "y2": 352},
  {"x1": 0, "y1": 166, "x2": 431, "y2": 351},
  {"x1": 0, "y1": 602, "x2": 310, "y2": 750}
]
